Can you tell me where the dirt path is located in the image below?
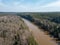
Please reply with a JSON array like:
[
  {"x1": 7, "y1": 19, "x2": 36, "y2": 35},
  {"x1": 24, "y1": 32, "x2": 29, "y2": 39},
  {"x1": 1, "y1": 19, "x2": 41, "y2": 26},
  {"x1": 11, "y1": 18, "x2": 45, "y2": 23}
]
[{"x1": 22, "y1": 18, "x2": 58, "y2": 45}]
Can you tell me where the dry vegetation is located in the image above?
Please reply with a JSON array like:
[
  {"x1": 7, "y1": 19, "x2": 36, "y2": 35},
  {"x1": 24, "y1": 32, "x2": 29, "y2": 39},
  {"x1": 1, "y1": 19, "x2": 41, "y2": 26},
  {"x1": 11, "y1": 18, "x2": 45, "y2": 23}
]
[{"x1": 0, "y1": 15, "x2": 37, "y2": 45}]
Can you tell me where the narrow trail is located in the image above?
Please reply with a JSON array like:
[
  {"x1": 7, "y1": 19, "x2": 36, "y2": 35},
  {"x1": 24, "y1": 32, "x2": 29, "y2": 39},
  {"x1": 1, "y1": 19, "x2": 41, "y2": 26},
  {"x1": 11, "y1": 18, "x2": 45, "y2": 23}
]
[{"x1": 22, "y1": 18, "x2": 58, "y2": 45}]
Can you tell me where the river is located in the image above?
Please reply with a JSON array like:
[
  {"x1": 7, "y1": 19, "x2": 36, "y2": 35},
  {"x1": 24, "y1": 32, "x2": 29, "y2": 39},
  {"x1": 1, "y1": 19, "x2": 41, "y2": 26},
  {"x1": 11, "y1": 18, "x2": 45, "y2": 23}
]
[{"x1": 22, "y1": 18, "x2": 58, "y2": 45}]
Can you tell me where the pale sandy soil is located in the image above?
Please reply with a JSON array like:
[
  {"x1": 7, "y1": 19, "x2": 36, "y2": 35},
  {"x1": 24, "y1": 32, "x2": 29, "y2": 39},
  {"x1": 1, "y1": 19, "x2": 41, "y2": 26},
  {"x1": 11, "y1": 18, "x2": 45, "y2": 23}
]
[{"x1": 22, "y1": 18, "x2": 58, "y2": 45}]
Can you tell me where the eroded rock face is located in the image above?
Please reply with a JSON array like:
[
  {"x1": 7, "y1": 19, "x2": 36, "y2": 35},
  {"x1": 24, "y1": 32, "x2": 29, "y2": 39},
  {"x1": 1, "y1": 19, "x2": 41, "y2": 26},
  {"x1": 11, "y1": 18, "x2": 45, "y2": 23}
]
[{"x1": 0, "y1": 15, "x2": 30, "y2": 45}]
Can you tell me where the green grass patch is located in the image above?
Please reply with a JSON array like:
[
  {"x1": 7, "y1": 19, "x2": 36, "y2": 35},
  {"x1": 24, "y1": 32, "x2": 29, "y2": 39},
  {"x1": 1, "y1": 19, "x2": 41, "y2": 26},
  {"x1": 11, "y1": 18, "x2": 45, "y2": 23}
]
[{"x1": 28, "y1": 35, "x2": 38, "y2": 45}]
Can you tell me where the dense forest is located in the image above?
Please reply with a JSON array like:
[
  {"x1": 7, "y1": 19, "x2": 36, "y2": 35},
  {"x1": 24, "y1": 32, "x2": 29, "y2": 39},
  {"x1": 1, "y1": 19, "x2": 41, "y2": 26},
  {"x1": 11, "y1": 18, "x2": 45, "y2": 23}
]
[
  {"x1": 0, "y1": 12, "x2": 60, "y2": 45},
  {"x1": 18, "y1": 12, "x2": 60, "y2": 41}
]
